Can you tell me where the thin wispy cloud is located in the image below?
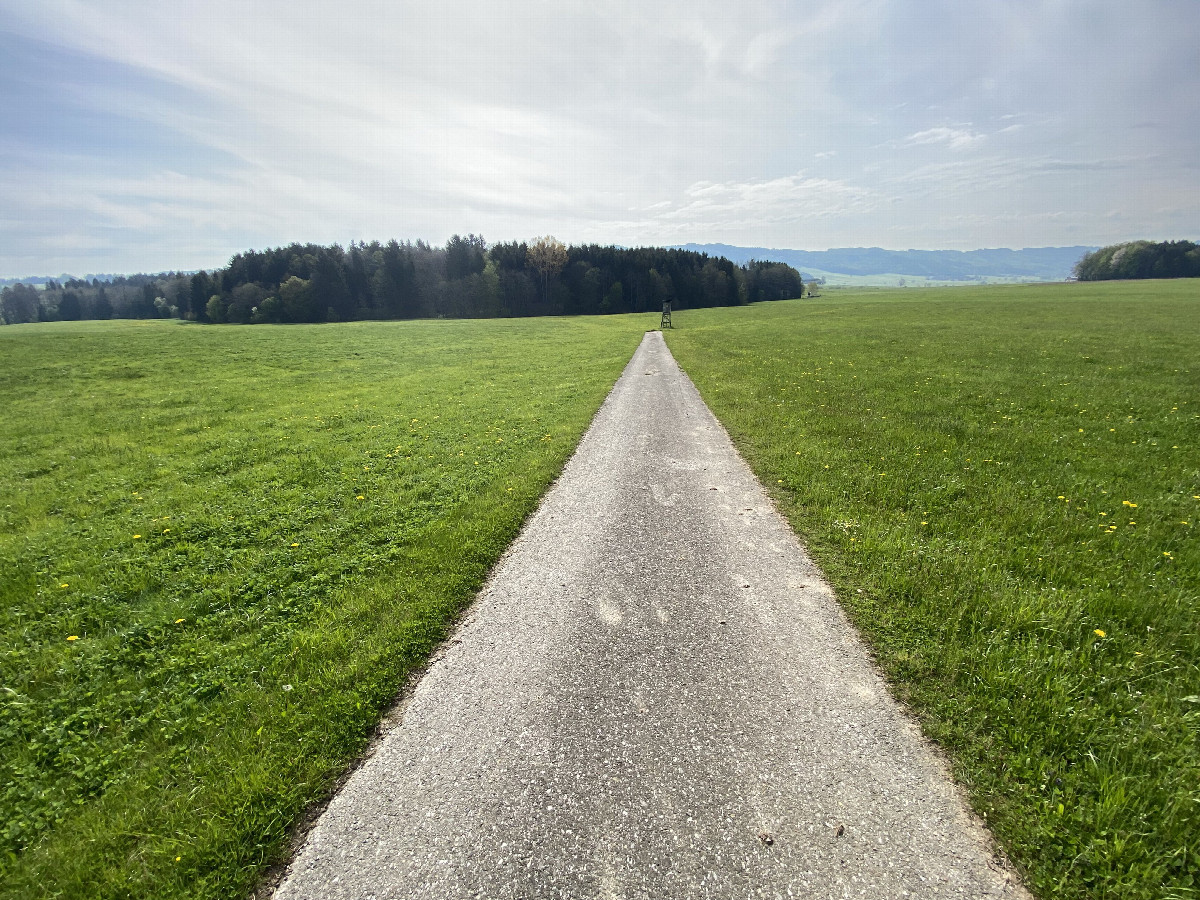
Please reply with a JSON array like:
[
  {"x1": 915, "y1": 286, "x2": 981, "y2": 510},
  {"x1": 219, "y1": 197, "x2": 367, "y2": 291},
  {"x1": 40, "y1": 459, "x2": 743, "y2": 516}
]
[
  {"x1": 897, "y1": 127, "x2": 987, "y2": 151},
  {"x1": 662, "y1": 174, "x2": 879, "y2": 226},
  {"x1": 0, "y1": 0, "x2": 1196, "y2": 275}
]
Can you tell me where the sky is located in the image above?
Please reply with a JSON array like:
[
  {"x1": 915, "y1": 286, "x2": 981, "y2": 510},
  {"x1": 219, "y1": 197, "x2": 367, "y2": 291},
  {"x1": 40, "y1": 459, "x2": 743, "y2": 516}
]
[{"x1": 1, "y1": 0, "x2": 1198, "y2": 277}]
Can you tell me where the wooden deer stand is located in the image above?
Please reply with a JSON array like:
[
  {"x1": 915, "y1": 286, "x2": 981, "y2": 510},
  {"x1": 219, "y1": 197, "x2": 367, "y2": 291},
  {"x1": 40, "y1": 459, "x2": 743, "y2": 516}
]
[{"x1": 660, "y1": 301, "x2": 673, "y2": 330}]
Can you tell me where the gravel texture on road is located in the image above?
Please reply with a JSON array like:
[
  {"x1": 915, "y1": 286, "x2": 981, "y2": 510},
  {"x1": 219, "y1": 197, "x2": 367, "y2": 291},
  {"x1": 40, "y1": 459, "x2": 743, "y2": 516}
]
[{"x1": 274, "y1": 331, "x2": 1028, "y2": 899}]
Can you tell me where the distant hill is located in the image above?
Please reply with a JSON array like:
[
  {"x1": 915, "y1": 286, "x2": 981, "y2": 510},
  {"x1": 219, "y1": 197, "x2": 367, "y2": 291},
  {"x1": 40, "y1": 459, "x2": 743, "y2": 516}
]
[
  {"x1": 0, "y1": 273, "x2": 145, "y2": 287},
  {"x1": 673, "y1": 244, "x2": 1097, "y2": 283}
]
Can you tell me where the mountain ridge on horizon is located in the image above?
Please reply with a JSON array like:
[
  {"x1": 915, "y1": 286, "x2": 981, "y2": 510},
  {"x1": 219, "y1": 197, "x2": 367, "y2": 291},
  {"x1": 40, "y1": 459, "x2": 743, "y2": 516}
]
[{"x1": 673, "y1": 243, "x2": 1098, "y2": 282}]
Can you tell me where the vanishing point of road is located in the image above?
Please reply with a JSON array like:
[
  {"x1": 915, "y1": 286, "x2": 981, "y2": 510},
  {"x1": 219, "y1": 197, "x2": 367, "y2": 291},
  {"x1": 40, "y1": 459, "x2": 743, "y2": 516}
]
[{"x1": 274, "y1": 331, "x2": 1028, "y2": 899}]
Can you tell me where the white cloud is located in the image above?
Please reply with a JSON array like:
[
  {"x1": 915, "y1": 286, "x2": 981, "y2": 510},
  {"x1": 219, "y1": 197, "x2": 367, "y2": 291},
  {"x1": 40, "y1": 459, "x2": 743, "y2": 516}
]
[
  {"x1": 603, "y1": 173, "x2": 882, "y2": 246},
  {"x1": 898, "y1": 127, "x2": 987, "y2": 151}
]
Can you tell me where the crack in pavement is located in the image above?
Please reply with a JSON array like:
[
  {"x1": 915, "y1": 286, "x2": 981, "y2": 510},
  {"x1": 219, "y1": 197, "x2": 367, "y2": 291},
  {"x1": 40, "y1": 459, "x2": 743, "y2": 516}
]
[{"x1": 274, "y1": 331, "x2": 1029, "y2": 899}]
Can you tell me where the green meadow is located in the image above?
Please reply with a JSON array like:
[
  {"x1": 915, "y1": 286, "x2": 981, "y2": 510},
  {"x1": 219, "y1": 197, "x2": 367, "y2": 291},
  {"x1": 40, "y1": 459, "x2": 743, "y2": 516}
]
[
  {"x1": 0, "y1": 314, "x2": 652, "y2": 898},
  {"x1": 3, "y1": 282, "x2": 1197, "y2": 900},
  {"x1": 666, "y1": 281, "x2": 1199, "y2": 900}
]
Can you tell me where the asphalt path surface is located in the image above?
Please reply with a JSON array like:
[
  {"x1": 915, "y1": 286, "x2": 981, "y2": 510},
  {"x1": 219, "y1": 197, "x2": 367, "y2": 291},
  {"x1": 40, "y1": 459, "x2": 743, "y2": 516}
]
[{"x1": 275, "y1": 331, "x2": 1028, "y2": 899}]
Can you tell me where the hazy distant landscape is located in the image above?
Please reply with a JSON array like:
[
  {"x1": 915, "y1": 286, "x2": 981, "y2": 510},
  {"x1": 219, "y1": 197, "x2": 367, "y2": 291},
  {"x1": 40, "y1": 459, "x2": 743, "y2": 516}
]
[{"x1": 676, "y1": 243, "x2": 1097, "y2": 284}]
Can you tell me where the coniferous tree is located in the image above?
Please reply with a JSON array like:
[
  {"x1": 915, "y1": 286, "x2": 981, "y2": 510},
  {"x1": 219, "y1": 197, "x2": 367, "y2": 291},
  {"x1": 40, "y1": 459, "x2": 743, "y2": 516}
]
[
  {"x1": 93, "y1": 287, "x2": 112, "y2": 320},
  {"x1": 59, "y1": 291, "x2": 82, "y2": 320}
]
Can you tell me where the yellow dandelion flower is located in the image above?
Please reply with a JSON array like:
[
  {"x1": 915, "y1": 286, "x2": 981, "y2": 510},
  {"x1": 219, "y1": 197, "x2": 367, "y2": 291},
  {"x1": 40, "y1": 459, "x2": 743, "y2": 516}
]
[
  {"x1": 1094, "y1": 629, "x2": 1106, "y2": 638},
  {"x1": 67, "y1": 635, "x2": 79, "y2": 641},
  {"x1": 60, "y1": 583, "x2": 69, "y2": 588},
  {"x1": 290, "y1": 542, "x2": 299, "y2": 547},
  {"x1": 356, "y1": 495, "x2": 365, "y2": 500},
  {"x1": 133, "y1": 534, "x2": 142, "y2": 539},
  {"x1": 175, "y1": 618, "x2": 185, "y2": 624}
]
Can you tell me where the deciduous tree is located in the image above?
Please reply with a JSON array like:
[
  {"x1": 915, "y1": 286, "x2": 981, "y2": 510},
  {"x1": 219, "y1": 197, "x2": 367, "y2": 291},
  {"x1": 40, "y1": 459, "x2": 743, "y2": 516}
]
[
  {"x1": 526, "y1": 236, "x2": 568, "y2": 305},
  {"x1": 0, "y1": 284, "x2": 40, "y2": 324}
]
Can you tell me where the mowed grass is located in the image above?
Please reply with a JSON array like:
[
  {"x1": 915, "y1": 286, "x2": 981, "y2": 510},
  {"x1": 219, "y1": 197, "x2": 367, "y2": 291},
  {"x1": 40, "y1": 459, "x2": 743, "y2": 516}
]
[
  {"x1": 0, "y1": 314, "x2": 652, "y2": 899},
  {"x1": 666, "y1": 281, "x2": 1198, "y2": 900}
]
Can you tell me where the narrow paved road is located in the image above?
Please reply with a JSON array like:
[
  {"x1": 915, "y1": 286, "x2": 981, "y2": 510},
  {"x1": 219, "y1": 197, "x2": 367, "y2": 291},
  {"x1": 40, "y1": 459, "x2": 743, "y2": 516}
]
[{"x1": 275, "y1": 332, "x2": 1027, "y2": 899}]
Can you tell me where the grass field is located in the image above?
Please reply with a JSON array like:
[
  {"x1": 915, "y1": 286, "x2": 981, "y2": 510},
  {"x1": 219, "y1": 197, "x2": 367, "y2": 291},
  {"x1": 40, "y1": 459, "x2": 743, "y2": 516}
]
[
  {"x1": 666, "y1": 281, "x2": 1199, "y2": 900},
  {"x1": 0, "y1": 314, "x2": 652, "y2": 899}
]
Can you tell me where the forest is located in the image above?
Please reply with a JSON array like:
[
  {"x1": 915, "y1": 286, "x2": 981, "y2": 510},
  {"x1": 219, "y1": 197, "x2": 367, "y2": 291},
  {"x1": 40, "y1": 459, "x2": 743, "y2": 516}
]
[
  {"x1": 0, "y1": 237, "x2": 804, "y2": 325},
  {"x1": 1073, "y1": 239, "x2": 1200, "y2": 281}
]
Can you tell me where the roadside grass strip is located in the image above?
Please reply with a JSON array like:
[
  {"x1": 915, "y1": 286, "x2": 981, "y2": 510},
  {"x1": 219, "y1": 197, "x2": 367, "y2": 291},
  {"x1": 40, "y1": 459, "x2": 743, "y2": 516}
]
[
  {"x1": 666, "y1": 281, "x2": 1198, "y2": 900},
  {"x1": 0, "y1": 314, "x2": 651, "y2": 899}
]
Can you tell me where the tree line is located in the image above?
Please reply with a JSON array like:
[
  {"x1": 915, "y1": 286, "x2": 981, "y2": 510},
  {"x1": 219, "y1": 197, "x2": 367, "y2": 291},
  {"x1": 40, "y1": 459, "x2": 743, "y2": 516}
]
[
  {"x1": 0, "y1": 273, "x2": 190, "y2": 326},
  {"x1": 0, "y1": 237, "x2": 805, "y2": 325},
  {"x1": 1073, "y1": 240, "x2": 1200, "y2": 281}
]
